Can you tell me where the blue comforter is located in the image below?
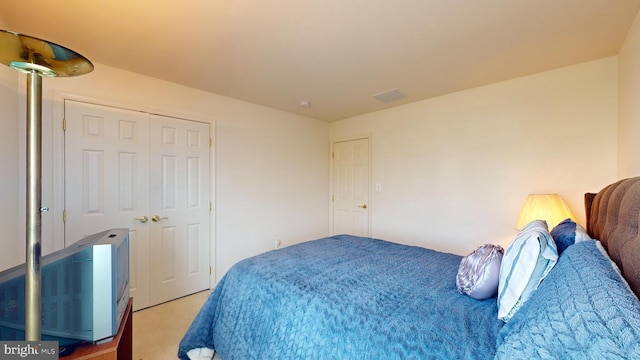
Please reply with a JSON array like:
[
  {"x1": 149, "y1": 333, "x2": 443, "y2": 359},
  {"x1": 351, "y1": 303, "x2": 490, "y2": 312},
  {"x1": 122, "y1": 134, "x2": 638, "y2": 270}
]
[
  {"x1": 178, "y1": 235, "x2": 503, "y2": 359},
  {"x1": 495, "y1": 240, "x2": 640, "y2": 359}
]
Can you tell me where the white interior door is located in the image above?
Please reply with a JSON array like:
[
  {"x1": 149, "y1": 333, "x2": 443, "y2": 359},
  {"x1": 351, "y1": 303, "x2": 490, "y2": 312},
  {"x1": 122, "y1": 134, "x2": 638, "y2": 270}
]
[
  {"x1": 64, "y1": 100, "x2": 210, "y2": 310},
  {"x1": 64, "y1": 100, "x2": 151, "y2": 309},
  {"x1": 332, "y1": 138, "x2": 370, "y2": 236},
  {"x1": 148, "y1": 114, "x2": 210, "y2": 306}
]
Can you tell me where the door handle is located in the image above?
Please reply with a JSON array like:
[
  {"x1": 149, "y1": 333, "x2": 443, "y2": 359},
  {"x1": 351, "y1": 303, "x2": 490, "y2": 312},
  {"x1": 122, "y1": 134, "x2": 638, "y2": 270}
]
[
  {"x1": 134, "y1": 216, "x2": 149, "y2": 223},
  {"x1": 152, "y1": 215, "x2": 168, "y2": 222},
  {"x1": 358, "y1": 204, "x2": 367, "y2": 209}
]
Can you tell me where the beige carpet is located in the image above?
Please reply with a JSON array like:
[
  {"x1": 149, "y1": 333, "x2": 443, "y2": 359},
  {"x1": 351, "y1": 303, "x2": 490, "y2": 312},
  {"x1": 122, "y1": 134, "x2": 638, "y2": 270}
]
[{"x1": 133, "y1": 290, "x2": 211, "y2": 360}]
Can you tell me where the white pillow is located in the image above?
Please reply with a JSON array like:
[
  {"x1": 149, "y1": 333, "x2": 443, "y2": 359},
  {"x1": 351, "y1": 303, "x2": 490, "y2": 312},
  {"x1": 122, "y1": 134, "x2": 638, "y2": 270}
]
[
  {"x1": 456, "y1": 244, "x2": 504, "y2": 300},
  {"x1": 497, "y1": 219, "x2": 558, "y2": 322}
]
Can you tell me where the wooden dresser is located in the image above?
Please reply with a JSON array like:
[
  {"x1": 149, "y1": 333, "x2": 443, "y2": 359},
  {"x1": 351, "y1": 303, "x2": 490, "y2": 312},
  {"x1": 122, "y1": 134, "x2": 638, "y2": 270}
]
[{"x1": 64, "y1": 298, "x2": 133, "y2": 360}]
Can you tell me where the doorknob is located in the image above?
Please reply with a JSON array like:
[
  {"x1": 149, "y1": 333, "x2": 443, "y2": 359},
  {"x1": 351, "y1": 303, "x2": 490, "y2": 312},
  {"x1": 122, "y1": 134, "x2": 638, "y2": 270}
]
[
  {"x1": 358, "y1": 204, "x2": 367, "y2": 209},
  {"x1": 134, "y1": 216, "x2": 149, "y2": 223},
  {"x1": 152, "y1": 215, "x2": 168, "y2": 222}
]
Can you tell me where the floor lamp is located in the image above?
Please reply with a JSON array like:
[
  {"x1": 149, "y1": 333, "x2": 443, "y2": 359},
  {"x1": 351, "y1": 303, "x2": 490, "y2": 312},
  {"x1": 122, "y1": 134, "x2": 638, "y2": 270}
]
[{"x1": 0, "y1": 30, "x2": 93, "y2": 341}]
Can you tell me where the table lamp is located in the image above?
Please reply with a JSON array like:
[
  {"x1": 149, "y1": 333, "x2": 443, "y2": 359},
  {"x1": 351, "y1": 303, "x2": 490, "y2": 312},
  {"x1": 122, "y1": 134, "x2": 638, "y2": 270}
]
[{"x1": 515, "y1": 193, "x2": 575, "y2": 230}]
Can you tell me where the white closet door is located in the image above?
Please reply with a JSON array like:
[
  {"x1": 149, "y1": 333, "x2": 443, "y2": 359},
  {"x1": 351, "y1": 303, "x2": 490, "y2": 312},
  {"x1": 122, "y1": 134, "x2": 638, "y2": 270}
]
[
  {"x1": 64, "y1": 100, "x2": 151, "y2": 309},
  {"x1": 148, "y1": 114, "x2": 210, "y2": 306},
  {"x1": 64, "y1": 101, "x2": 211, "y2": 310}
]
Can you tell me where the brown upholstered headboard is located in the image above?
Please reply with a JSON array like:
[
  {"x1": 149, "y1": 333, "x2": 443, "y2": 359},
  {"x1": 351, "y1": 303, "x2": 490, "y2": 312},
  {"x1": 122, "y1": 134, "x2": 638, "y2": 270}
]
[{"x1": 585, "y1": 176, "x2": 640, "y2": 298}]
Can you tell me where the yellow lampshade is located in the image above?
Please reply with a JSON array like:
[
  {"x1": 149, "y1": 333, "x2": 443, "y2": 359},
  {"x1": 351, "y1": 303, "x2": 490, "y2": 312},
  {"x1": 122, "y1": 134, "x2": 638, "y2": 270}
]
[{"x1": 515, "y1": 194, "x2": 575, "y2": 230}]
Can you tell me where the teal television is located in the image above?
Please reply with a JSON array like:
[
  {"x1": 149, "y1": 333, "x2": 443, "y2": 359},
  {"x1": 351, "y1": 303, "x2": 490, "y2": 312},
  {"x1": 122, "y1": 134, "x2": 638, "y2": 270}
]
[{"x1": 0, "y1": 228, "x2": 130, "y2": 345}]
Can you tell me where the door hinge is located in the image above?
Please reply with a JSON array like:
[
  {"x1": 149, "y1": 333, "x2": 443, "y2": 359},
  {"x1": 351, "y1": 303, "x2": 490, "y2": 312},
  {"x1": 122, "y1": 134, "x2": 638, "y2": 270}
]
[
  {"x1": 209, "y1": 202, "x2": 212, "y2": 211},
  {"x1": 62, "y1": 210, "x2": 66, "y2": 223},
  {"x1": 332, "y1": 151, "x2": 334, "y2": 159},
  {"x1": 209, "y1": 266, "x2": 212, "y2": 275},
  {"x1": 209, "y1": 137, "x2": 212, "y2": 147},
  {"x1": 62, "y1": 118, "x2": 66, "y2": 131},
  {"x1": 332, "y1": 195, "x2": 334, "y2": 202}
]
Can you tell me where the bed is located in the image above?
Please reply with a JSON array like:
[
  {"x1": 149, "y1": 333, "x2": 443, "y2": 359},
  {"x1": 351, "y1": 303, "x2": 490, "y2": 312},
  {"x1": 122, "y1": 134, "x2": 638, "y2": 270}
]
[{"x1": 178, "y1": 177, "x2": 640, "y2": 359}]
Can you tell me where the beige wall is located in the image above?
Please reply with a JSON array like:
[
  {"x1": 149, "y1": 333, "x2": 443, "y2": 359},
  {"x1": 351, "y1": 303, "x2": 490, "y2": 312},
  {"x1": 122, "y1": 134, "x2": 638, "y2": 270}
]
[
  {"x1": 1, "y1": 18, "x2": 636, "y2": 277},
  {"x1": 330, "y1": 58, "x2": 618, "y2": 255},
  {"x1": 0, "y1": 16, "x2": 20, "y2": 269},
  {"x1": 619, "y1": 10, "x2": 640, "y2": 179},
  {"x1": 2, "y1": 63, "x2": 330, "y2": 282}
]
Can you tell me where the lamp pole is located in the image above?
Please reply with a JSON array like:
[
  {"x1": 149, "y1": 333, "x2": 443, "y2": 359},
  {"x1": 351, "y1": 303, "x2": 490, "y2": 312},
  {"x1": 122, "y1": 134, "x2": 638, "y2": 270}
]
[{"x1": 25, "y1": 70, "x2": 43, "y2": 341}]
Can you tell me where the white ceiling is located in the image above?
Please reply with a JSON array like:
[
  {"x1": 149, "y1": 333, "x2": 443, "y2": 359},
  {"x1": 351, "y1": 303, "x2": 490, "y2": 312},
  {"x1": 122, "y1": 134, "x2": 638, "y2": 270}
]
[{"x1": 1, "y1": 0, "x2": 639, "y2": 122}]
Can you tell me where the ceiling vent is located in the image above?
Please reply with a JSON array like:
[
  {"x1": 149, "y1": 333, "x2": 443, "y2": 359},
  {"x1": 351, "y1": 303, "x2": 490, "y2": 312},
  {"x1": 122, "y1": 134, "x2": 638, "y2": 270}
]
[{"x1": 372, "y1": 88, "x2": 407, "y2": 103}]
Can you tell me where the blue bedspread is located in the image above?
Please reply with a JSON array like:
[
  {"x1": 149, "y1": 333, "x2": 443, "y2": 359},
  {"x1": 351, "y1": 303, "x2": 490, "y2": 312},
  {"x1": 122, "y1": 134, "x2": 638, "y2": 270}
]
[{"x1": 178, "y1": 235, "x2": 503, "y2": 359}]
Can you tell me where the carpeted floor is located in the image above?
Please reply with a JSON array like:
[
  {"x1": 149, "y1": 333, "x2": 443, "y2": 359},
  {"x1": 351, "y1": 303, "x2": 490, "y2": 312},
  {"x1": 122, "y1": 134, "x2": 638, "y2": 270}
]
[{"x1": 133, "y1": 290, "x2": 211, "y2": 360}]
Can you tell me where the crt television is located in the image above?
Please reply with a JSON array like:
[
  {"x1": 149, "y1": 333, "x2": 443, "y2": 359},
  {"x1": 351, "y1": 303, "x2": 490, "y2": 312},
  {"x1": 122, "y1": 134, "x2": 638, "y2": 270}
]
[{"x1": 0, "y1": 228, "x2": 130, "y2": 345}]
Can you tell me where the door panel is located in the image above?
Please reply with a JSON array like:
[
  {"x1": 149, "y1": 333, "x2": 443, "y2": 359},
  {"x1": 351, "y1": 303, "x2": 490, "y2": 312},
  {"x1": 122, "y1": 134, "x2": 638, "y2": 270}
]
[
  {"x1": 148, "y1": 114, "x2": 210, "y2": 306},
  {"x1": 332, "y1": 138, "x2": 370, "y2": 236},
  {"x1": 64, "y1": 101, "x2": 210, "y2": 310},
  {"x1": 64, "y1": 100, "x2": 151, "y2": 309}
]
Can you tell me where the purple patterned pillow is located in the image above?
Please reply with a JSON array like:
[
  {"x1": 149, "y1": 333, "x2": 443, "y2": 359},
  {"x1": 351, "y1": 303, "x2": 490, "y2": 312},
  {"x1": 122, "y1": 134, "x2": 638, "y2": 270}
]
[{"x1": 457, "y1": 244, "x2": 504, "y2": 300}]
